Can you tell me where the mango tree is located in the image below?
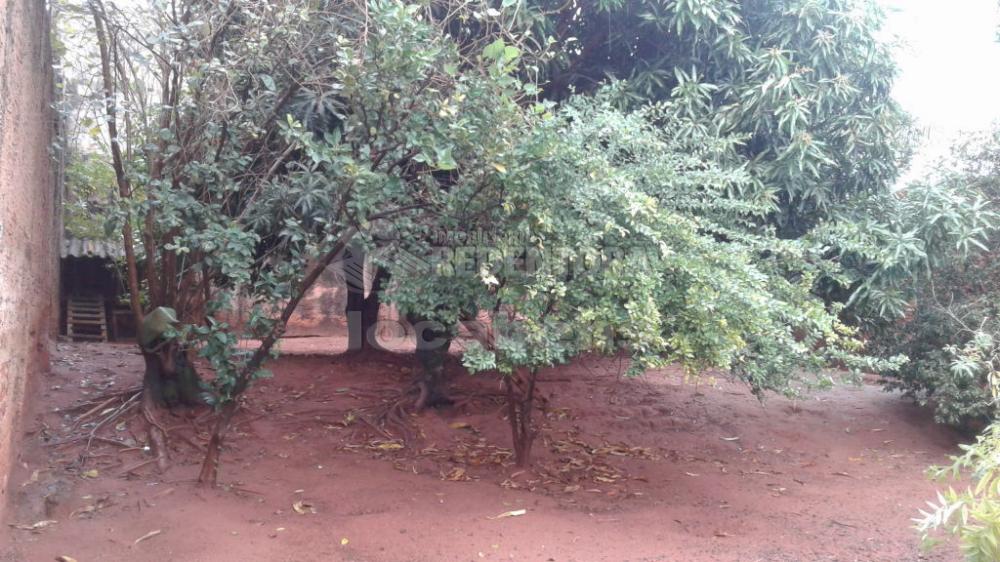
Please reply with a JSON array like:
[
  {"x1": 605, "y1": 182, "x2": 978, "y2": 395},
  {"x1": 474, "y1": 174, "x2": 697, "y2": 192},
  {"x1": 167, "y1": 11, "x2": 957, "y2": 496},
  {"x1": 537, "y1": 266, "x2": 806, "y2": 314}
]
[{"x1": 519, "y1": 0, "x2": 912, "y2": 237}]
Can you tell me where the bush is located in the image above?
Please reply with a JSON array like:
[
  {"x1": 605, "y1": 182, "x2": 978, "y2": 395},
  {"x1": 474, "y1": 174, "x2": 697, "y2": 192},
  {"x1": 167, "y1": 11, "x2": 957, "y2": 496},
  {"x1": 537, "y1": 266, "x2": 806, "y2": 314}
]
[
  {"x1": 816, "y1": 127, "x2": 1000, "y2": 427},
  {"x1": 918, "y1": 422, "x2": 1000, "y2": 561}
]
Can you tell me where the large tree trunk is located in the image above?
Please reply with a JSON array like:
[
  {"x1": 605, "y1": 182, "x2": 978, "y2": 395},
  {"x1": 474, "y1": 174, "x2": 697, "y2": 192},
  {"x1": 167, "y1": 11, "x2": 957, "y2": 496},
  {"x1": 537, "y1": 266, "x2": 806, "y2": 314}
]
[
  {"x1": 362, "y1": 269, "x2": 386, "y2": 344},
  {"x1": 139, "y1": 308, "x2": 203, "y2": 407},
  {"x1": 407, "y1": 313, "x2": 454, "y2": 411},
  {"x1": 344, "y1": 245, "x2": 389, "y2": 352},
  {"x1": 142, "y1": 346, "x2": 203, "y2": 407}
]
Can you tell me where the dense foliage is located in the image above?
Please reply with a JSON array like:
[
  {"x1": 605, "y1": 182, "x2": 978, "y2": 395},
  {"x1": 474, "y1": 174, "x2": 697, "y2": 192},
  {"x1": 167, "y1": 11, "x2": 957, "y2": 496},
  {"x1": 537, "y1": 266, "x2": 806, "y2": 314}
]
[
  {"x1": 388, "y1": 90, "x2": 895, "y2": 463},
  {"x1": 80, "y1": 0, "x2": 571, "y2": 480},
  {"x1": 521, "y1": 0, "x2": 912, "y2": 236},
  {"x1": 837, "y1": 130, "x2": 1000, "y2": 427},
  {"x1": 62, "y1": 157, "x2": 116, "y2": 239},
  {"x1": 67, "y1": 0, "x2": 959, "y2": 486},
  {"x1": 878, "y1": 132, "x2": 1000, "y2": 561},
  {"x1": 919, "y1": 422, "x2": 1000, "y2": 562},
  {"x1": 58, "y1": 2, "x2": 1000, "y2": 560}
]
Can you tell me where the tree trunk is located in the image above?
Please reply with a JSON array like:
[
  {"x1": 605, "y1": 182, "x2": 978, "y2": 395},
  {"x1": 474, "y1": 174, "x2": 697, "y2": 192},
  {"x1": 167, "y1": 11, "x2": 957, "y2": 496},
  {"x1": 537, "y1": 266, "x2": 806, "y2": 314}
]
[
  {"x1": 89, "y1": 0, "x2": 144, "y2": 332},
  {"x1": 407, "y1": 313, "x2": 454, "y2": 411},
  {"x1": 198, "y1": 399, "x2": 239, "y2": 485},
  {"x1": 362, "y1": 268, "x2": 387, "y2": 346},
  {"x1": 344, "y1": 245, "x2": 389, "y2": 352},
  {"x1": 140, "y1": 358, "x2": 170, "y2": 472},
  {"x1": 504, "y1": 369, "x2": 538, "y2": 467},
  {"x1": 197, "y1": 228, "x2": 358, "y2": 486},
  {"x1": 142, "y1": 346, "x2": 203, "y2": 407}
]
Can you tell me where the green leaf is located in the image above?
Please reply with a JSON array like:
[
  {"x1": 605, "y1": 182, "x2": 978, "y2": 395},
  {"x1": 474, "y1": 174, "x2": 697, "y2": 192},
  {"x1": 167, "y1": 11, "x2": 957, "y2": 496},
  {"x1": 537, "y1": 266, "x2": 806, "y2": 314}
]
[{"x1": 483, "y1": 38, "x2": 506, "y2": 60}]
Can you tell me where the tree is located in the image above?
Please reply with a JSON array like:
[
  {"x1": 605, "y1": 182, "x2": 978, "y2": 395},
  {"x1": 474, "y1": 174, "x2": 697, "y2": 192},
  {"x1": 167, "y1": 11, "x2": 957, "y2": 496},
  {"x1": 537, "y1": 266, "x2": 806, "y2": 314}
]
[
  {"x1": 816, "y1": 127, "x2": 1000, "y2": 427},
  {"x1": 517, "y1": 0, "x2": 912, "y2": 237},
  {"x1": 393, "y1": 91, "x2": 891, "y2": 465},
  {"x1": 82, "y1": 0, "x2": 543, "y2": 483},
  {"x1": 342, "y1": 244, "x2": 389, "y2": 352},
  {"x1": 74, "y1": 0, "x2": 914, "y2": 480}
]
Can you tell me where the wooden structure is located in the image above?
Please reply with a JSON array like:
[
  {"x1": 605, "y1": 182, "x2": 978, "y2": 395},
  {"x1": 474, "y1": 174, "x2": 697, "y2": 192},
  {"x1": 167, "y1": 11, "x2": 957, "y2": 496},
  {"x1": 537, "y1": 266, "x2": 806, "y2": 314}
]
[
  {"x1": 65, "y1": 294, "x2": 108, "y2": 341},
  {"x1": 60, "y1": 238, "x2": 132, "y2": 342}
]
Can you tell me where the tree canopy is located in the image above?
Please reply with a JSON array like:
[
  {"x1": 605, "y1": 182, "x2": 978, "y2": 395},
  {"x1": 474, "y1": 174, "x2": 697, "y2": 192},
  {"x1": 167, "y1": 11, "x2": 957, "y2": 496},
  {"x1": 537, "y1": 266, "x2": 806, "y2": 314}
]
[
  {"x1": 62, "y1": 0, "x2": 955, "y2": 481},
  {"x1": 515, "y1": 0, "x2": 913, "y2": 236}
]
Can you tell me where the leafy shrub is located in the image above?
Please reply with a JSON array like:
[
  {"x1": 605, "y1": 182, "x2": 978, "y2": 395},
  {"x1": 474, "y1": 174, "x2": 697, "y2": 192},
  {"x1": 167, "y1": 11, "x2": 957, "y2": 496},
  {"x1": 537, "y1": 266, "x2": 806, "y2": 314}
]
[
  {"x1": 814, "y1": 128, "x2": 1000, "y2": 427},
  {"x1": 389, "y1": 91, "x2": 900, "y2": 463},
  {"x1": 918, "y1": 422, "x2": 1000, "y2": 561}
]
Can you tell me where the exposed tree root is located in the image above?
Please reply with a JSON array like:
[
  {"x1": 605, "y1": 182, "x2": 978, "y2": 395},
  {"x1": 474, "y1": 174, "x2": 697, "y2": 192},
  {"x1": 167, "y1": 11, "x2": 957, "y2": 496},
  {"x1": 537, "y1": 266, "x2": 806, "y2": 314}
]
[
  {"x1": 449, "y1": 387, "x2": 507, "y2": 412},
  {"x1": 141, "y1": 390, "x2": 170, "y2": 472},
  {"x1": 48, "y1": 385, "x2": 206, "y2": 476},
  {"x1": 361, "y1": 392, "x2": 417, "y2": 443}
]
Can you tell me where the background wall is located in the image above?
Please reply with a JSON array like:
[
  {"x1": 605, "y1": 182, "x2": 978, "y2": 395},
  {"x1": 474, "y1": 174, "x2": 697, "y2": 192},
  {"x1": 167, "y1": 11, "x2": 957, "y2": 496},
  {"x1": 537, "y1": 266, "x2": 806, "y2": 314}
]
[{"x1": 0, "y1": 0, "x2": 57, "y2": 514}]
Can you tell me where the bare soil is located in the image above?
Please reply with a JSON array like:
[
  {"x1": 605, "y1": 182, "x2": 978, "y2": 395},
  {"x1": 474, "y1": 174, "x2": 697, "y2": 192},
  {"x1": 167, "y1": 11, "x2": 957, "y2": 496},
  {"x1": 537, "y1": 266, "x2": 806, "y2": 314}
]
[{"x1": 2, "y1": 340, "x2": 964, "y2": 561}]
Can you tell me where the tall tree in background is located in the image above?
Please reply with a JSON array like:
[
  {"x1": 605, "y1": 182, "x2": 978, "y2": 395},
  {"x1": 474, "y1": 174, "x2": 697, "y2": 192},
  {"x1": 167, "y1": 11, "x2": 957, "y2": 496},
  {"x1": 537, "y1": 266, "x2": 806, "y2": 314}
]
[{"x1": 520, "y1": 0, "x2": 912, "y2": 236}]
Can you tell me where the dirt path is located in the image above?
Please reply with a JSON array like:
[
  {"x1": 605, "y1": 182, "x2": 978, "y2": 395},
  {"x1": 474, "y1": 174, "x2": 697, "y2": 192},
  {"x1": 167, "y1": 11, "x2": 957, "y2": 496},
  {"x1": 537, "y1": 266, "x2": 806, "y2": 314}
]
[{"x1": 2, "y1": 342, "x2": 963, "y2": 561}]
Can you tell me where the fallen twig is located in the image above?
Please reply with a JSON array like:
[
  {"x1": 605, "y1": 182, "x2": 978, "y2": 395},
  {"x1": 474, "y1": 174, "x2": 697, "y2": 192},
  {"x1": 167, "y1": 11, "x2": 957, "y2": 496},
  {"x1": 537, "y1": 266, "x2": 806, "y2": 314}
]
[{"x1": 133, "y1": 529, "x2": 162, "y2": 545}]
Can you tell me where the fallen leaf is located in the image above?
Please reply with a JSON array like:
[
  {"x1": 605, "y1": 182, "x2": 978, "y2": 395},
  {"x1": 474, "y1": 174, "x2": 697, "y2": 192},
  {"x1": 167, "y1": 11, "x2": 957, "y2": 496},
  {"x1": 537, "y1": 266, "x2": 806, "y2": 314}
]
[
  {"x1": 292, "y1": 501, "x2": 315, "y2": 515},
  {"x1": 133, "y1": 529, "x2": 162, "y2": 545},
  {"x1": 340, "y1": 537, "x2": 349, "y2": 546},
  {"x1": 9, "y1": 520, "x2": 57, "y2": 532},
  {"x1": 22, "y1": 469, "x2": 40, "y2": 486},
  {"x1": 72, "y1": 505, "x2": 98, "y2": 518},
  {"x1": 81, "y1": 469, "x2": 99, "y2": 479},
  {"x1": 448, "y1": 422, "x2": 472, "y2": 430},
  {"x1": 443, "y1": 467, "x2": 469, "y2": 481},
  {"x1": 489, "y1": 508, "x2": 527, "y2": 519}
]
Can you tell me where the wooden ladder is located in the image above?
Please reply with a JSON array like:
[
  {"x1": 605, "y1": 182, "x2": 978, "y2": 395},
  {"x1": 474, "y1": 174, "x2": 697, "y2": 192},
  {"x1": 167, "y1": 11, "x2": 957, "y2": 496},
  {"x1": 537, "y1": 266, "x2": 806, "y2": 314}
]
[{"x1": 66, "y1": 295, "x2": 108, "y2": 342}]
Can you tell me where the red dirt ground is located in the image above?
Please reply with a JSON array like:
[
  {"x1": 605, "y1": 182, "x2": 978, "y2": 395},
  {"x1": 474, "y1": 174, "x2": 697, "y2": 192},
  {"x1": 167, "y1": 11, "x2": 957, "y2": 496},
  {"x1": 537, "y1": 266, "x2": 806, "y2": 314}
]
[{"x1": 1, "y1": 340, "x2": 965, "y2": 561}]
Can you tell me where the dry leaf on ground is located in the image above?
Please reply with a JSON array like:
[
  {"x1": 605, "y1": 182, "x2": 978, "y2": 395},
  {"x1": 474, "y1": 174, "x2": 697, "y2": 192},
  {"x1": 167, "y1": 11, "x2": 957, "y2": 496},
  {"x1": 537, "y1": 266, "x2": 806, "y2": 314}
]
[{"x1": 489, "y1": 509, "x2": 527, "y2": 519}]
